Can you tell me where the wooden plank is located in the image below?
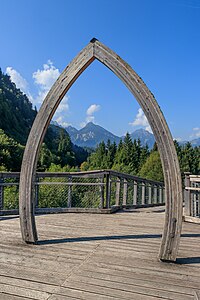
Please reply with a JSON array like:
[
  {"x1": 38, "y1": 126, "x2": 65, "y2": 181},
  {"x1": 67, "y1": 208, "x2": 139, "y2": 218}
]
[
  {"x1": 0, "y1": 283, "x2": 50, "y2": 300},
  {"x1": 183, "y1": 216, "x2": 200, "y2": 224}
]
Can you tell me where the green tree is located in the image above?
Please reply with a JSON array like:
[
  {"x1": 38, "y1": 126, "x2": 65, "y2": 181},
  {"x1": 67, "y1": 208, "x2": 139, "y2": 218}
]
[
  {"x1": 0, "y1": 129, "x2": 24, "y2": 171},
  {"x1": 139, "y1": 150, "x2": 164, "y2": 182}
]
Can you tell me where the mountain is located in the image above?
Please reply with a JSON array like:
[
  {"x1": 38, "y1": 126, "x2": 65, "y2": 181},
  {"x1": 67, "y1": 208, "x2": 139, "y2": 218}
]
[
  {"x1": 191, "y1": 138, "x2": 200, "y2": 147},
  {"x1": 66, "y1": 122, "x2": 121, "y2": 148},
  {"x1": 65, "y1": 122, "x2": 155, "y2": 149},
  {"x1": 180, "y1": 138, "x2": 200, "y2": 147},
  {"x1": 130, "y1": 129, "x2": 155, "y2": 149},
  {"x1": 66, "y1": 125, "x2": 79, "y2": 137}
]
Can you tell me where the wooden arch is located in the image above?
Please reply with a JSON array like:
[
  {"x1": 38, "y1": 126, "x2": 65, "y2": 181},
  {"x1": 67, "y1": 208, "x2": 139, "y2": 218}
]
[{"x1": 19, "y1": 39, "x2": 183, "y2": 261}]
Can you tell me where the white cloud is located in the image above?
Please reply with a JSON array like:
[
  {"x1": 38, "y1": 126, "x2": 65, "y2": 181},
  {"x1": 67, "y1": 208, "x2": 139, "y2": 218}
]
[
  {"x1": 55, "y1": 116, "x2": 71, "y2": 128},
  {"x1": 129, "y1": 108, "x2": 152, "y2": 133},
  {"x1": 6, "y1": 67, "x2": 35, "y2": 104},
  {"x1": 6, "y1": 61, "x2": 70, "y2": 127},
  {"x1": 32, "y1": 60, "x2": 70, "y2": 125},
  {"x1": 86, "y1": 104, "x2": 100, "y2": 116},
  {"x1": 80, "y1": 104, "x2": 101, "y2": 128},
  {"x1": 6, "y1": 67, "x2": 28, "y2": 94},
  {"x1": 33, "y1": 60, "x2": 60, "y2": 89},
  {"x1": 32, "y1": 60, "x2": 60, "y2": 105},
  {"x1": 174, "y1": 137, "x2": 182, "y2": 142},
  {"x1": 190, "y1": 127, "x2": 200, "y2": 139}
]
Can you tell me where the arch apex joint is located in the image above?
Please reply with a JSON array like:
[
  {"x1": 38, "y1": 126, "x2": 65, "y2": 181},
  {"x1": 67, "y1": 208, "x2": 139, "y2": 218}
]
[{"x1": 90, "y1": 37, "x2": 99, "y2": 43}]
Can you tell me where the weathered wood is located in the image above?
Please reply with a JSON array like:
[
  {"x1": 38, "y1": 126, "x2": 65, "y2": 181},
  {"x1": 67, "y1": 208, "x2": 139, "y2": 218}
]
[
  {"x1": 185, "y1": 187, "x2": 200, "y2": 191},
  {"x1": 153, "y1": 185, "x2": 157, "y2": 204},
  {"x1": 0, "y1": 178, "x2": 4, "y2": 210},
  {"x1": 115, "y1": 177, "x2": 121, "y2": 206},
  {"x1": 133, "y1": 180, "x2": 137, "y2": 205},
  {"x1": 184, "y1": 173, "x2": 191, "y2": 217},
  {"x1": 100, "y1": 177, "x2": 105, "y2": 209},
  {"x1": 35, "y1": 176, "x2": 39, "y2": 208},
  {"x1": 105, "y1": 174, "x2": 111, "y2": 209},
  {"x1": 94, "y1": 40, "x2": 183, "y2": 261},
  {"x1": 183, "y1": 215, "x2": 200, "y2": 224},
  {"x1": 67, "y1": 180, "x2": 72, "y2": 208},
  {"x1": 0, "y1": 209, "x2": 200, "y2": 300},
  {"x1": 19, "y1": 39, "x2": 182, "y2": 261},
  {"x1": 148, "y1": 184, "x2": 152, "y2": 205},
  {"x1": 122, "y1": 179, "x2": 128, "y2": 206},
  {"x1": 141, "y1": 182, "x2": 145, "y2": 205},
  {"x1": 159, "y1": 186, "x2": 163, "y2": 204}
]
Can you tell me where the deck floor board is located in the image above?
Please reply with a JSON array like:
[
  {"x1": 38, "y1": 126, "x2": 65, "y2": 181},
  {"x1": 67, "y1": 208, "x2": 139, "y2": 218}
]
[{"x1": 0, "y1": 207, "x2": 200, "y2": 299}]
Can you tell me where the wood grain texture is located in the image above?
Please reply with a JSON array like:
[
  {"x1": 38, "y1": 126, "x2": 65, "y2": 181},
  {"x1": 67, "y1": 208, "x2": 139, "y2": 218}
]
[
  {"x1": 0, "y1": 208, "x2": 200, "y2": 300},
  {"x1": 19, "y1": 39, "x2": 183, "y2": 261}
]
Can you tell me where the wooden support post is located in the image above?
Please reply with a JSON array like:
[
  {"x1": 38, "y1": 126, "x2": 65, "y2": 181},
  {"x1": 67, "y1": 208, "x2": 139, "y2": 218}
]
[
  {"x1": 184, "y1": 172, "x2": 191, "y2": 216},
  {"x1": 133, "y1": 180, "x2": 137, "y2": 205},
  {"x1": 35, "y1": 177, "x2": 39, "y2": 208},
  {"x1": 105, "y1": 173, "x2": 111, "y2": 209},
  {"x1": 0, "y1": 178, "x2": 4, "y2": 210},
  {"x1": 141, "y1": 182, "x2": 145, "y2": 205},
  {"x1": 100, "y1": 176, "x2": 105, "y2": 209},
  {"x1": 67, "y1": 177, "x2": 72, "y2": 208},
  {"x1": 123, "y1": 179, "x2": 128, "y2": 206},
  {"x1": 154, "y1": 185, "x2": 157, "y2": 204},
  {"x1": 193, "y1": 191, "x2": 197, "y2": 217},
  {"x1": 159, "y1": 186, "x2": 163, "y2": 204},
  {"x1": 148, "y1": 184, "x2": 152, "y2": 205},
  {"x1": 115, "y1": 177, "x2": 121, "y2": 206}
]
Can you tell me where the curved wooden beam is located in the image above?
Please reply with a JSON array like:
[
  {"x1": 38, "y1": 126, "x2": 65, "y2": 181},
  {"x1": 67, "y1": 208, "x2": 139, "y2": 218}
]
[{"x1": 19, "y1": 39, "x2": 183, "y2": 261}]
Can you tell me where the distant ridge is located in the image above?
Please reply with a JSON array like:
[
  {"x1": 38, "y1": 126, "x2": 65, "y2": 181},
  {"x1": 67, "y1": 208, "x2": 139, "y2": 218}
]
[
  {"x1": 65, "y1": 122, "x2": 120, "y2": 148},
  {"x1": 65, "y1": 122, "x2": 156, "y2": 149}
]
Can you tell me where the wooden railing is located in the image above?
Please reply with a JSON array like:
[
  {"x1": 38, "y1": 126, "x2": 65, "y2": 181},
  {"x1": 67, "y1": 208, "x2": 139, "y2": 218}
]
[
  {"x1": 0, "y1": 170, "x2": 165, "y2": 215},
  {"x1": 184, "y1": 172, "x2": 200, "y2": 223}
]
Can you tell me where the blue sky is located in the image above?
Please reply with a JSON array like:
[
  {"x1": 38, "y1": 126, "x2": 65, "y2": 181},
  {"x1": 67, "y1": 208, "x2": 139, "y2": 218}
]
[{"x1": 1, "y1": 0, "x2": 200, "y2": 141}]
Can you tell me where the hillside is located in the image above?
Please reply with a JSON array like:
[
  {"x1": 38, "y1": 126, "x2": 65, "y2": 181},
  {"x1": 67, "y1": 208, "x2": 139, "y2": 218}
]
[
  {"x1": 0, "y1": 69, "x2": 88, "y2": 170},
  {"x1": 0, "y1": 69, "x2": 37, "y2": 145}
]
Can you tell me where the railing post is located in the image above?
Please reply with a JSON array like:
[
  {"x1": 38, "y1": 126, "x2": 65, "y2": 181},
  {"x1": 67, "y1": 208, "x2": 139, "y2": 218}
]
[
  {"x1": 35, "y1": 176, "x2": 39, "y2": 208},
  {"x1": 141, "y1": 182, "x2": 145, "y2": 205},
  {"x1": 184, "y1": 172, "x2": 191, "y2": 216},
  {"x1": 159, "y1": 185, "x2": 163, "y2": 204},
  {"x1": 105, "y1": 173, "x2": 111, "y2": 209},
  {"x1": 123, "y1": 178, "x2": 128, "y2": 206},
  {"x1": 154, "y1": 184, "x2": 157, "y2": 204},
  {"x1": 133, "y1": 180, "x2": 137, "y2": 205},
  {"x1": 100, "y1": 176, "x2": 105, "y2": 209},
  {"x1": 0, "y1": 177, "x2": 4, "y2": 210},
  {"x1": 115, "y1": 177, "x2": 121, "y2": 206},
  {"x1": 67, "y1": 176, "x2": 72, "y2": 208},
  {"x1": 148, "y1": 184, "x2": 152, "y2": 205}
]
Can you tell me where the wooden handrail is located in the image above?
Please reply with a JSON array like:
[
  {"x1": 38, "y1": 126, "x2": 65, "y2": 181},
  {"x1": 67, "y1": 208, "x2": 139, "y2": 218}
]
[{"x1": 0, "y1": 170, "x2": 165, "y2": 213}]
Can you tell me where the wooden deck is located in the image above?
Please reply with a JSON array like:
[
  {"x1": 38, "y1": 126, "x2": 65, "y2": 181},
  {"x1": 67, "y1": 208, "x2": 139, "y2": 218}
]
[{"x1": 0, "y1": 207, "x2": 200, "y2": 300}]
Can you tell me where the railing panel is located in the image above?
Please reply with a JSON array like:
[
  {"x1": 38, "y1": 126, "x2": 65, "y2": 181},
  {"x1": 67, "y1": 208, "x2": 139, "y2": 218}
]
[
  {"x1": 0, "y1": 170, "x2": 165, "y2": 215},
  {"x1": 184, "y1": 173, "x2": 200, "y2": 221}
]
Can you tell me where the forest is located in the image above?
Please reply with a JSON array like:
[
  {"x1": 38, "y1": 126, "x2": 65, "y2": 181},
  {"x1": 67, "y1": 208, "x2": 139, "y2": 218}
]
[{"x1": 0, "y1": 68, "x2": 199, "y2": 179}]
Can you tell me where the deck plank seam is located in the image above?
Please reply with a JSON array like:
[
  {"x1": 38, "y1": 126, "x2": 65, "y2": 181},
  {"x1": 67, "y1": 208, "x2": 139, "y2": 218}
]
[{"x1": 46, "y1": 243, "x2": 101, "y2": 299}]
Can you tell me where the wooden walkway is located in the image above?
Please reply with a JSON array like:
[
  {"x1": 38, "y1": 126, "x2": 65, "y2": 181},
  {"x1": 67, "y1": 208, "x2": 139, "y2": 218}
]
[{"x1": 0, "y1": 207, "x2": 200, "y2": 300}]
